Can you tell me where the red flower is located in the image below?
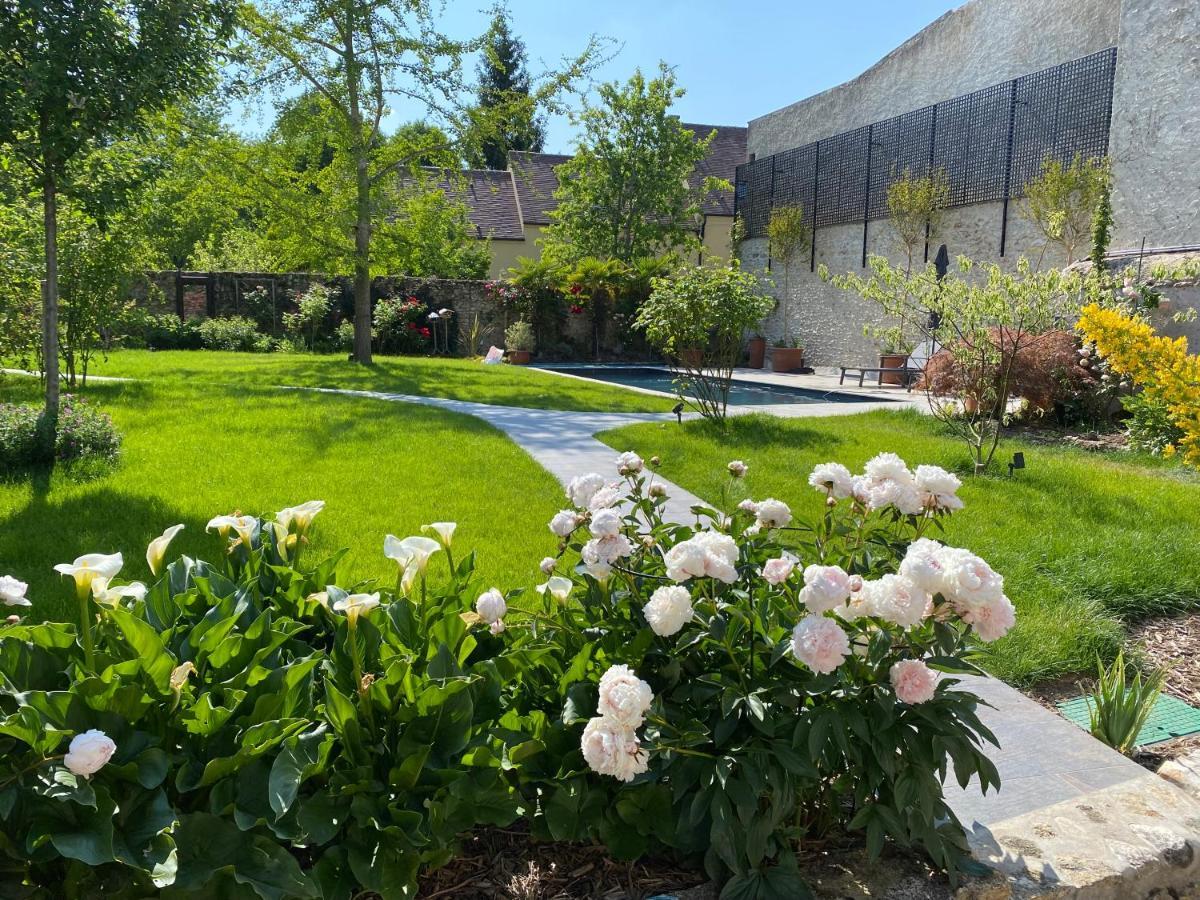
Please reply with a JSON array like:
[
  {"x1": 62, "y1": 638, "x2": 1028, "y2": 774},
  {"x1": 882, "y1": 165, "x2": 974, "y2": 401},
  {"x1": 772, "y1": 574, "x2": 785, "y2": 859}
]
[
  {"x1": 570, "y1": 304, "x2": 584, "y2": 315},
  {"x1": 569, "y1": 283, "x2": 583, "y2": 295},
  {"x1": 419, "y1": 327, "x2": 431, "y2": 337},
  {"x1": 407, "y1": 322, "x2": 417, "y2": 330}
]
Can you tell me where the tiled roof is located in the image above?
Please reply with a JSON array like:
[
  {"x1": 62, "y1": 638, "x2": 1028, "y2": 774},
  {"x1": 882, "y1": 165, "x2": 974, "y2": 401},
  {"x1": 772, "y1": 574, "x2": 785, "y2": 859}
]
[
  {"x1": 418, "y1": 168, "x2": 525, "y2": 240},
  {"x1": 683, "y1": 123, "x2": 748, "y2": 217},
  {"x1": 508, "y1": 150, "x2": 572, "y2": 226}
]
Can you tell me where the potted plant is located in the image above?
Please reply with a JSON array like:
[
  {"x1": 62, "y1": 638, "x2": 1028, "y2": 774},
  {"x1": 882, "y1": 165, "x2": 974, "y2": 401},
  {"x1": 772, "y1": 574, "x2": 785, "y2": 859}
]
[
  {"x1": 747, "y1": 332, "x2": 766, "y2": 369},
  {"x1": 505, "y1": 319, "x2": 535, "y2": 365},
  {"x1": 770, "y1": 336, "x2": 804, "y2": 373},
  {"x1": 878, "y1": 326, "x2": 916, "y2": 385}
]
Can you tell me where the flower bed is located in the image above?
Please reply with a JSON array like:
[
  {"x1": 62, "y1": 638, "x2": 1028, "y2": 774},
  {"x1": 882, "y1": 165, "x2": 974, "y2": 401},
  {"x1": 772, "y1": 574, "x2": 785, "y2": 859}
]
[
  {"x1": 0, "y1": 395, "x2": 121, "y2": 474},
  {"x1": 0, "y1": 452, "x2": 1011, "y2": 898}
]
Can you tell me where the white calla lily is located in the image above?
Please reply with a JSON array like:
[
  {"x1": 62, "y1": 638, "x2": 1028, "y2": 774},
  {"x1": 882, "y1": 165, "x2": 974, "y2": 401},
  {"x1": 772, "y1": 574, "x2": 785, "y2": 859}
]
[
  {"x1": 536, "y1": 576, "x2": 573, "y2": 603},
  {"x1": 146, "y1": 524, "x2": 184, "y2": 577},
  {"x1": 54, "y1": 553, "x2": 123, "y2": 599},
  {"x1": 384, "y1": 535, "x2": 442, "y2": 573},
  {"x1": 421, "y1": 522, "x2": 457, "y2": 548},
  {"x1": 276, "y1": 500, "x2": 325, "y2": 533},
  {"x1": 207, "y1": 514, "x2": 259, "y2": 547},
  {"x1": 330, "y1": 588, "x2": 381, "y2": 626},
  {"x1": 90, "y1": 577, "x2": 148, "y2": 608}
]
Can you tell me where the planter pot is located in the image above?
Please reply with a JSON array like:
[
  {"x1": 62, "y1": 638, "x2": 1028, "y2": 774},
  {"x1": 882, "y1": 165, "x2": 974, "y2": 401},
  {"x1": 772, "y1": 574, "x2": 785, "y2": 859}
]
[
  {"x1": 770, "y1": 346, "x2": 805, "y2": 373},
  {"x1": 678, "y1": 348, "x2": 705, "y2": 368},
  {"x1": 879, "y1": 353, "x2": 910, "y2": 386},
  {"x1": 508, "y1": 349, "x2": 532, "y2": 365},
  {"x1": 747, "y1": 337, "x2": 766, "y2": 369}
]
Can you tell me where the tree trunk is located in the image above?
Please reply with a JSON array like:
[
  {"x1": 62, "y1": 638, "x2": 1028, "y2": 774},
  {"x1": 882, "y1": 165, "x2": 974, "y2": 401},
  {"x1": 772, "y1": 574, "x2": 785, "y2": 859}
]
[
  {"x1": 352, "y1": 178, "x2": 372, "y2": 363},
  {"x1": 41, "y1": 169, "x2": 61, "y2": 461}
]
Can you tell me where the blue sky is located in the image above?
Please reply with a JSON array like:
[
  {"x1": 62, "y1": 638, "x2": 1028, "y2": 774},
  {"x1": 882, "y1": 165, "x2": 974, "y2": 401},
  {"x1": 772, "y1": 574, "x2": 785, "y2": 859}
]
[{"x1": 232, "y1": 1, "x2": 962, "y2": 151}]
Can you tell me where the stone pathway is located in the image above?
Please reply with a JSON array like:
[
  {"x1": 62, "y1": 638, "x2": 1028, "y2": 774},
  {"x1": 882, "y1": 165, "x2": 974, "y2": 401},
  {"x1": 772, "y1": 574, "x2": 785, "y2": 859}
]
[{"x1": 306, "y1": 385, "x2": 1200, "y2": 898}]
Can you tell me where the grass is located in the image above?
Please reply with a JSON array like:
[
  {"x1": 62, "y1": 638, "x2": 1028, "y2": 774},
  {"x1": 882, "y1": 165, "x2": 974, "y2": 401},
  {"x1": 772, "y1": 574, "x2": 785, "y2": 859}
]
[
  {"x1": 80, "y1": 350, "x2": 675, "y2": 413},
  {"x1": 0, "y1": 374, "x2": 567, "y2": 623},
  {"x1": 598, "y1": 408, "x2": 1200, "y2": 685}
]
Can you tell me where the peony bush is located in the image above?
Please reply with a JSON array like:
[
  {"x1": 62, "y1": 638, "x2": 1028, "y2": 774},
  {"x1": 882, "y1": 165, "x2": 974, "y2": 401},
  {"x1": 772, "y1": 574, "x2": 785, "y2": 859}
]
[{"x1": 505, "y1": 451, "x2": 1010, "y2": 897}]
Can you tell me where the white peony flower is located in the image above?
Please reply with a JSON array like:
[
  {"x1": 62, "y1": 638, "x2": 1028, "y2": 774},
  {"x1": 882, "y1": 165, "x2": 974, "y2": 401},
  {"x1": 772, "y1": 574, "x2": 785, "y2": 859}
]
[
  {"x1": 864, "y1": 452, "x2": 911, "y2": 482},
  {"x1": 276, "y1": 500, "x2": 325, "y2": 534},
  {"x1": 754, "y1": 498, "x2": 792, "y2": 529},
  {"x1": 663, "y1": 531, "x2": 739, "y2": 584},
  {"x1": 90, "y1": 577, "x2": 147, "y2": 608},
  {"x1": 539, "y1": 556, "x2": 558, "y2": 575},
  {"x1": 476, "y1": 588, "x2": 507, "y2": 624},
  {"x1": 898, "y1": 538, "x2": 948, "y2": 595},
  {"x1": 727, "y1": 460, "x2": 748, "y2": 478},
  {"x1": 145, "y1": 524, "x2": 184, "y2": 577},
  {"x1": 421, "y1": 521, "x2": 457, "y2": 548},
  {"x1": 587, "y1": 485, "x2": 623, "y2": 511},
  {"x1": 549, "y1": 510, "x2": 581, "y2": 538},
  {"x1": 799, "y1": 565, "x2": 852, "y2": 613},
  {"x1": 913, "y1": 465, "x2": 964, "y2": 511},
  {"x1": 939, "y1": 548, "x2": 1005, "y2": 608},
  {"x1": 64, "y1": 729, "x2": 117, "y2": 778},
  {"x1": 566, "y1": 473, "x2": 607, "y2": 509},
  {"x1": 597, "y1": 664, "x2": 654, "y2": 727},
  {"x1": 581, "y1": 716, "x2": 647, "y2": 782},
  {"x1": 648, "y1": 483, "x2": 668, "y2": 499},
  {"x1": 642, "y1": 585, "x2": 693, "y2": 636},
  {"x1": 536, "y1": 576, "x2": 573, "y2": 603},
  {"x1": 737, "y1": 498, "x2": 759, "y2": 515},
  {"x1": 891, "y1": 658, "x2": 939, "y2": 704},
  {"x1": 617, "y1": 451, "x2": 644, "y2": 475},
  {"x1": 54, "y1": 553, "x2": 123, "y2": 598},
  {"x1": 865, "y1": 478, "x2": 924, "y2": 516},
  {"x1": 589, "y1": 508, "x2": 622, "y2": 539},
  {"x1": 856, "y1": 574, "x2": 928, "y2": 628},
  {"x1": 489, "y1": 620, "x2": 506, "y2": 635},
  {"x1": 790, "y1": 615, "x2": 851, "y2": 674},
  {"x1": 958, "y1": 592, "x2": 1016, "y2": 642},
  {"x1": 808, "y1": 462, "x2": 854, "y2": 499},
  {"x1": 0, "y1": 575, "x2": 31, "y2": 607},
  {"x1": 761, "y1": 555, "x2": 797, "y2": 586}
]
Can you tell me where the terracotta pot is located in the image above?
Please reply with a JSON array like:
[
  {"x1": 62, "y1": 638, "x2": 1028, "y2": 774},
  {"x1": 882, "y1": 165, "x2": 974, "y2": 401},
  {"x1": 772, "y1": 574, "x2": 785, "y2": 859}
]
[
  {"x1": 508, "y1": 349, "x2": 531, "y2": 365},
  {"x1": 747, "y1": 336, "x2": 766, "y2": 369},
  {"x1": 678, "y1": 348, "x2": 704, "y2": 368},
  {"x1": 770, "y1": 346, "x2": 804, "y2": 373},
  {"x1": 879, "y1": 353, "x2": 909, "y2": 385}
]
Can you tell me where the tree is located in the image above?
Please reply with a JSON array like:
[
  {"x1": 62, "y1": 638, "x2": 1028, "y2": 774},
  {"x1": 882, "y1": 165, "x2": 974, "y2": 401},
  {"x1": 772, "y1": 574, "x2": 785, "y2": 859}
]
[
  {"x1": 471, "y1": 11, "x2": 545, "y2": 170},
  {"x1": 1021, "y1": 153, "x2": 1109, "y2": 266},
  {"x1": 541, "y1": 63, "x2": 720, "y2": 264},
  {"x1": 765, "y1": 204, "x2": 810, "y2": 347},
  {"x1": 0, "y1": 0, "x2": 237, "y2": 455},
  {"x1": 886, "y1": 168, "x2": 949, "y2": 274},
  {"x1": 241, "y1": 0, "x2": 604, "y2": 363}
]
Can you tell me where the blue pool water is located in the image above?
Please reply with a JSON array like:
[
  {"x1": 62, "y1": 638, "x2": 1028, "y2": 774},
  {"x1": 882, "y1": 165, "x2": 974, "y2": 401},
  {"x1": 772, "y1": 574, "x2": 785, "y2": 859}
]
[{"x1": 534, "y1": 365, "x2": 889, "y2": 406}]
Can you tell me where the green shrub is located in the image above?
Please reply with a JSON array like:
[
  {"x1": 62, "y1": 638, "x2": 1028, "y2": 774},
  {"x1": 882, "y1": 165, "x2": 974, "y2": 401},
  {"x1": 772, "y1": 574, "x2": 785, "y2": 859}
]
[
  {"x1": 1085, "y1": 649, "x2": 1165, "y2": 755},
  {"x1": 504, "y1": 319, "x2": 535, "y2": 352},
  {"x1": 1123, "y1": 391, "x2": 1184, "y2": 455},
  {"x1": 0, "y1": 396, "x2": 121, "y2": 473},
  {"x1": 116, "y1": 309, "x2": 204, "y2": 350},
  {"x1": 373, "y1": 296, "x2": 431, "y2": 355},
  {"x1": 197, "y1": 316, "x2": 272, "y2": 352}
]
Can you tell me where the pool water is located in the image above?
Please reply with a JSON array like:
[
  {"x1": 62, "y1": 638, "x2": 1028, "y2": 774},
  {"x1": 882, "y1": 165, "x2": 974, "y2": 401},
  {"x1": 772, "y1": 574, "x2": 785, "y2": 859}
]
[{"x1": 534, "y1": 365, "x2": 889, "y2": 406}]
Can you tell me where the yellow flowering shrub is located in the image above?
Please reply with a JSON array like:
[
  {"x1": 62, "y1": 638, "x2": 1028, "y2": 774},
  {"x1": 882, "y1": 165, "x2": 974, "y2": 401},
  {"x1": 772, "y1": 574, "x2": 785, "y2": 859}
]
[{"x1": 1077, "y1": 303, "x2": 1200, "y2": 466}]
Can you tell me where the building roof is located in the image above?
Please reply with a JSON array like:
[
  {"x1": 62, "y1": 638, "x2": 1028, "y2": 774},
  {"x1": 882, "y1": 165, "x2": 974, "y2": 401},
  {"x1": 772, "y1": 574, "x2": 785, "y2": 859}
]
[
  {"x1": 684, "y1": 123, "x2": 748, "y2": 217},
  {"x1": 508, "y1": 150, "x2": 572, "y2": 226},
  {"x1": 422, "y1": 168, "x2": 525, "y2": 240}
]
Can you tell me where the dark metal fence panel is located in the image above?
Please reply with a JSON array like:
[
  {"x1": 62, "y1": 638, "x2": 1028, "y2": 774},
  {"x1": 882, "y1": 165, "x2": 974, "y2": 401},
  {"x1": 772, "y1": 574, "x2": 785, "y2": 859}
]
[{"x1": 734, "y1": 47, "x2": 1117, "y2": 239}]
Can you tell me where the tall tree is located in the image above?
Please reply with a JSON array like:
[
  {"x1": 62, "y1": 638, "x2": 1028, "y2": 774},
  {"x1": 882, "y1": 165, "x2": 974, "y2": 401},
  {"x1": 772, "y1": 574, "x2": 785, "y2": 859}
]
[
  {"x1": 542, "y1": 63, "x2": 720, "y2": 264},
  {"x1": 0, "y1": 0, "x2": 237, "y2": 453},
  {"x1": 242, "y1": 0, "x2": 604, "y2": 363},
  {"x1": 472, "y1": 10, "x2": 545, "y2": 170}
]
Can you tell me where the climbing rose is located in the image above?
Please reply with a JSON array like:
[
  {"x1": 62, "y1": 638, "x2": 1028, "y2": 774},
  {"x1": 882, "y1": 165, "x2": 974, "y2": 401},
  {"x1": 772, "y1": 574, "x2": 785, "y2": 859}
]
[
  {"x1": 914, "y1": 465, "x2": 964, "y2": 511},
  {"x1": 663, "y1": 531, "x2": 739, "y2": 584},
  {"x1": 549, "y1": 510, "x2": 580, "y2": 538},
  {"x1": 727, "y1": 460, "x2": 748, "y2": 478},
  {"x1": 890, "y1": 659, "x2": 939, "y2": 704},
  {"x1": 754, "y1": 498, "x2": 792, "y2": 529},
  {"x1": 597, "y1": 665, "x2": 654, "y2": 728},
  {"x1": 589, "y1": 508, "x2": 622, "y2": 539},
  {"x1": 64, "y1": 730, "x2": 117, "y2": 778},
  {"x1": 642, "y1": 585, "x2": 693, "y2": 637},
  {"x1": 799, "y1": 565, "x2": 852, "y2": 613},
  {"x1": 808, "y1": 462, "x2": 854, "y2": 499},
  {"x1": 566, "y1": 473, "x2": 606, "y2": 508},
  {"x1": 0, "y1": 575, "x2": 30, "y2": 607},
  {"x1": 476, "y1": 588, "x2": 507, "y2": 624},
  {"x1": 761, "y1": 555, "x2": 797, "y2": 586},
  {"x1": 581, "y1": 717, "x2": 647, "y2": 782},
  {"x1": 791, "y1": 615, "x2": 851, "y2": 674},
  {"x1": 617, "y1": 451, "x2": 644, "y2": 475}
]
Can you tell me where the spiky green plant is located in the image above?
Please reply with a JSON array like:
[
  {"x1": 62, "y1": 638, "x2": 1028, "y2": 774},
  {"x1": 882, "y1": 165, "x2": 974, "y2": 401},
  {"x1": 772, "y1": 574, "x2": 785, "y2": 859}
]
[{"x1": 1085, "y1": 649, "x2": 1166, "y2": 755}]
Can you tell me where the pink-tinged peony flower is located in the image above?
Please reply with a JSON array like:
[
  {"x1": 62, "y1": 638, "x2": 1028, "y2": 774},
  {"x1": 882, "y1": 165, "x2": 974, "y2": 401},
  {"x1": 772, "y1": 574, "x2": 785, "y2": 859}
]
[
  {"x1": 597, "y1": 665, "x2": 654, "y2": 727},
  {"x1": 754, "y1": 498, "x2": 792, "y2": 529},
  {"x1": 589, "y1": 508, "x2": 622, "y2": 539},
  {"x1": 939, "y1": 548, "x2": 1004, "y2": 607},
  {"x1": 642, "y1": 585, "x2": 693, "y2": 637},
  {"x1": 549, "y1": 510, "x2": 581, "y2": 538},
  {"x1": 799, "y1": 565, "x2": 853, "y2": 613},
  {"x1": 566, "y1": 473, "x2": 606, "y2": 509},
  {"x1": 958, "y1": 592, "x2": 1016, "y2": 642},
  {"x1": 476, "y1": 588, "x2": 507, "y2": 624},
  {"x1": 890, "y1": 659, "x2": 939, "y2": 704},
  {"x1": 898, "y1": 538, "x2": 948, "y2": 595},
  {"x1": 790, "y1": 615, "x2": 850, "y2": 674},
  {"x1": 617, "y1": 451, "x2": 644, "y2": 475},
  {"x1": 648, "y1": 483, "x2": 668, "y2": 499},
  {"x1": 727, "y1": 460, "x2": 748, "y2": 478},
  {"x1": 808, "y1": 462, "x2": 853, "y2": 499},
  {"x1": 914, "y1": 465, "x2": 964, "y2": 511},
  {"x1": 587, "y1": 485, "x2": 623, "y2": 511},
  {"x1": 489, "y1": 620, "x2": 506, "y2": 635},
  {"x1": 761, "y1": 555, "x2": 797, "y2": 586},
  {"x1": 0, "y1": 575, "x2": 30, "y2": 607},
  {"x1": 737, "y1": 499, "x2": 759, "y2": 515},
  {"x1": 64, "y1": 729, "x2": 117, "y2": 778},
  {"x1": 663, "y1": 532, "x2": 739, "y2": 584},
  {"x1": 857, "y1": 574, "x2": 928, "y2": 628},
  {"x1": 581, "y1": 716, "x2": 647, "y2": 782}
]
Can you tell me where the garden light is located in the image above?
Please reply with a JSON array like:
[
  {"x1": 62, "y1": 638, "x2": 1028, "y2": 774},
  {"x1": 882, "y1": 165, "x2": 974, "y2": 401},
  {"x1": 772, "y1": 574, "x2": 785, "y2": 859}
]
[{"x1": 1009, "y1": 452, "x2": 1026, "y2": 476}]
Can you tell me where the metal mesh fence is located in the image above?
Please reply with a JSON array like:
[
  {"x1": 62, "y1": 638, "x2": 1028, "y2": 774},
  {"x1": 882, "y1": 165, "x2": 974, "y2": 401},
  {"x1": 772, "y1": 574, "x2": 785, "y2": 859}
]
[{"x1": 735, "y1": 47, "x2": 1117, "y2": 239}]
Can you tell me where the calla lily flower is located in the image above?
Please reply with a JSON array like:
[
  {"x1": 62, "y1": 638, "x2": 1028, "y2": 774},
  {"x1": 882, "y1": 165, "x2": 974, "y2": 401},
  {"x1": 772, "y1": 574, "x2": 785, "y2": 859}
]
[
  {"x1": 421, "y1": 522, "x2": 457, "y2": 548},
  {"x1": 330, "y1": 586, "x2": 381, "y2": 626},
  {"x1": 276, "y1": 500, "x2": 325, "y2": 534},
  {"x1": 170, "y1": 661, "x2": 196, "y2": 692},
  {"x1": 536, "y1": 576, "x2": 573, "y2": 602},
  {"x1": 0, "y1": 575, "x2": 31, "y2": 607},
  {"x1": 384, "y1": 535, "x2": 442, "y2": 573},
  {"x1": 146, "y1": 524, "x2": 184, "y2": 577},
  {"x1": 90, "y1": 577, "x2": 147, "y2": 608},
  {"x1": 207, "y1": 515, "x2": 259, "y2": 547},
  {"x1": 54, "y1": 553, "x2": 123, "y2": 599}
]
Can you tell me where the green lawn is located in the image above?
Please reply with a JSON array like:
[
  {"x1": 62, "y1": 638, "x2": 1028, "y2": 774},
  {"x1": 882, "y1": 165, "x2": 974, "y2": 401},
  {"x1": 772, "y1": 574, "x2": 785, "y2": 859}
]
[
  {"x1": 599, "y1": 409, "x2": 1200, "y2": 685},
  {"x1": 82, "y1": 350, "x2": 675, "y2": 413},
  {"x1": 1, "y1": 374, "x2": 566, "y2": 623}
]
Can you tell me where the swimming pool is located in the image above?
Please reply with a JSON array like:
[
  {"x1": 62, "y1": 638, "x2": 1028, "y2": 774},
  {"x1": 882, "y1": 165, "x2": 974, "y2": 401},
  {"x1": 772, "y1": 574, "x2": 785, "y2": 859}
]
[{"x1": 533, "y1": 365, "x2": 890, "y2": 406}]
